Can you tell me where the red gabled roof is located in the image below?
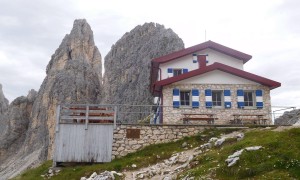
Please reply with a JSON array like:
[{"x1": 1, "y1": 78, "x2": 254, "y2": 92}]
[
  {"x1": 153, "y1": 62, "x2": 281, "y2": 93},
  {"x1": 152, "y1": 40, "x2": 252, "y2": 64}
]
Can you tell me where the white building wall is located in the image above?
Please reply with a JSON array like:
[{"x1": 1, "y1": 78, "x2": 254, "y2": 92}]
[
  {"x1": 159, "y1": 48, "x2": 245, "y2": 80},
  {"x1": 196, "y1": 48, "x2": 244, "y2": 70},
  {"x1": 174, "y1": 70, "x2": 259, "y2": 85},
  {"x1": 159, "y1": 55, "x2": 199, "y2": 80}
]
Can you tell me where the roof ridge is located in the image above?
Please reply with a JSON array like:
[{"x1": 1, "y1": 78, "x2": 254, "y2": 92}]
[{"x1": 152, "y1": 40, "x2": 252, "y2": 64}]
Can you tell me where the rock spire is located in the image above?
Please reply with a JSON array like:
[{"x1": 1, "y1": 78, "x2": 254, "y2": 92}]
[{"x1": 0, "y1": 19, "x2": 102, "y2": 179}]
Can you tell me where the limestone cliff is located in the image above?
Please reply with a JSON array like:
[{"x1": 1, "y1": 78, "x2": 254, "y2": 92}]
[
  {"x1": 29, "y1": 18, "x2": 102, "y2": 160},
  {"x1": 0, "y1": 90, "x2": 37, "y2": 165},
  {"x1": 103, "y1": 22, "x2": 184, "y2": 122},
  {"x1": 0, "y1": 19, "x2": 102, "y2": 179},
  {"x1": 0, "y1": 21, "x2": 185, "y2": 178}
]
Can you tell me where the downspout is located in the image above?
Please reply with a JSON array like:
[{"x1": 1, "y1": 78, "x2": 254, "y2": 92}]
[
  {"x1": 158, "y1": 68, "x2": 162, "y2": 80},
  {"x1": 160, "y1": 91, "x2": 163, "y2": 124}
]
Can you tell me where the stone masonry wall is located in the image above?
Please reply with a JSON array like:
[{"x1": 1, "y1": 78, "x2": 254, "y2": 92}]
[
  {"x1": 112, "y1": 124, "x2": 206, "y2": 159},
  {"x1": 162, "y1": 84, "x2": 272, "y2": 124}
]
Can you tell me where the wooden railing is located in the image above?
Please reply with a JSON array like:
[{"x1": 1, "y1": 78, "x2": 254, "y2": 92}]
[{"x1": 56, "y1": 104, "x2": 117, "y2": 131}]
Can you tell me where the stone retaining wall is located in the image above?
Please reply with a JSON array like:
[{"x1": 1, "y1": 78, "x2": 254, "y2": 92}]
[{"x1": 112, "y1": 124, "x2": 207, "y2": 159}]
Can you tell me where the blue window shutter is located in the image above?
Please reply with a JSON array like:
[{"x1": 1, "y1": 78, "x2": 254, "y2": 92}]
[
  {"x1": 173, "y1": 88, "x2": 180, "y2": 108},
  {"x1": 256, "y1": 90, "x2": 263, "y2": 108},
  {"x1": 237, "y1": 89, "x2": 244, "y2": 108},
  {"x1": 224, "y1": 90, "x2": 231, "y2": 108},
  {"x1": 167, "y1": 68, "x2": 173, "y2": 78},
  {"x1": 191, "y1": 89, "x2": 199, "y2": 108},
  {"x1": 183, "y1": 68, "x2": 188, "y2": 73},
  {"x1": 205, "y1": 89, "x2": 212, "y2": 108},
  {"x1": 192, "y1": 54, "x2": 197, "y2": 63}
]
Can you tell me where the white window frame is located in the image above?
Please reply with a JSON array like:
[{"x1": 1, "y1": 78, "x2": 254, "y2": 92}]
[
  {"x1": 244, "y1": 90, "x2": 256, "y2": 107},
  {"x1": 180, "y1": 90, "x2": 191, "y2": 106},
  {"x1": 212, "y1": 90, "x2": 223, "y2": 108},
  {"x1": 173, "y1": 69, "x2": 183, "y2": 77}
]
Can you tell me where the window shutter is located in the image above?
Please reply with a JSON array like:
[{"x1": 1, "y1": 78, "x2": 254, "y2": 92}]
[
  {"x1": 192, "y1": 53, "x2": 197, "y2": 63},
  {"x1": 183, "y1": 68, "x2": 188, "y2": 73},
  {"x1": 173, "y1": 88, "x2": 180, "y2": 108},
  {"x1": 191, "y1": 89, "x2": 199, "y2": 108},
  {"x1": 167, "y1": 68, "x2": 173, "y2": 78},
  {"x1": 224, "y1": 90, "x2": 231, "y2": 108},
  {"x1": 256, "y1": 90, "x2": 263, "y2": 108},
  {"x1": 205, "y1": 89, "x2": 212, "y2": 108},
  {"x1": 237, "y1": 89, "x2": 244, "y2": 108}
]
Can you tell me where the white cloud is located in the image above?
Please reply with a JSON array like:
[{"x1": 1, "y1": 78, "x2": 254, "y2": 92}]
[{"x1": 0, "y1": 0, "x2": 299, "y2": 108}]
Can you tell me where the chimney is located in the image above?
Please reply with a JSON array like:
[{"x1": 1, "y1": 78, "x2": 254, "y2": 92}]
[{"x1": 197, "y1": 55, "x2": 207, "y2": 69}]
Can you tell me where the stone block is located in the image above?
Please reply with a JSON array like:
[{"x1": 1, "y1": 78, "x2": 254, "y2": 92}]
[
  {"x1": 138, "y1": 140, "x2": 145, "y2": 144},
  {"x1": 114, "y1": 134, "x2": 124, "y2": 139},
  {"x1": 117, "y1": 146, "x2": 125, "y2": 151},
  {"x1": 132, "y1": 144, "x2": 142, "y2": 150},
  {"x1": 153, "y1": 130, "x2": 160, "y2": 135},
  {"x1": 129, "y1": 140, "x2": 138, "y2": 145}
]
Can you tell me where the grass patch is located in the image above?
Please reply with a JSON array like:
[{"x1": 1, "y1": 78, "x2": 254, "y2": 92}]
[
  {"x1": 12, "y1": 127, "x2": 238, "y2": 180},
  {"x1": 13, "y1": 161, "x2": 53, "y2": 180},
  {"x1": 179, "y1": 127, "x2": 300, "y2": 180}
]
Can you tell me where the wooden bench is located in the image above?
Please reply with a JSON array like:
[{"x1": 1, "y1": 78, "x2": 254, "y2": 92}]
[
  {"x1": 232, "y1": 114, "x2": 268, "y2": 125},
  {"x1": 181, "y1": 113, "x2": 218, "y2": 124}
]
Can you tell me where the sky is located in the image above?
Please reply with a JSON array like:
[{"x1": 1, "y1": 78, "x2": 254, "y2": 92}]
[{"x1": 0, "y1": 0, "x2": 299, "y2": 108}]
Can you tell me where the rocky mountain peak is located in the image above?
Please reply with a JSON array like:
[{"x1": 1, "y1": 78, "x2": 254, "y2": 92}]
[
  {"x1": 0, "y1": 20, "x2": 185, "y2": 178},
  {"x1": 46, "y1": 19, "x2": 102, "y2": 81},
  {"x1": 103, "y1": 22, "x2": 184, "y2": 122},
  {"x1": 0, "y1": 19, "x2": 103, "y2": 179}
]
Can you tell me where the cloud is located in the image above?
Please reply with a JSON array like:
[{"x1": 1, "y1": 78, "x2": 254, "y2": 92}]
[{"x1": 0, "y1": 0, "x2": 299, "y2": 108}]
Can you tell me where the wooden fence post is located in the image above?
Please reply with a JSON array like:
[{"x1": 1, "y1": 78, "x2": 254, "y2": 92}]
[
  {"x1": 55, "y1": 105, "x2": 61, "y2": 132},
  {"x1": 114, "y1": 106, "x2": 117, "y2": 129},
  {"x1": 85, "y1": 105, "x2": 89, "y2": 130}
]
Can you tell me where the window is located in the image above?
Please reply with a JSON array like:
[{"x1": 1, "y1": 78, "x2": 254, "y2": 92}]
[
  {"x1": 180, "y1": 91, "x2": 190, "y2": 106},
  {"x1": 173, "y1": 69, "x2": 182, "y2": 76},
  {"x1": 212, "y1": 90, "x2": 223, "y2": 107},
  {"x1": 244, "y1": 91, "x2": 255, "y2": 107}
]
